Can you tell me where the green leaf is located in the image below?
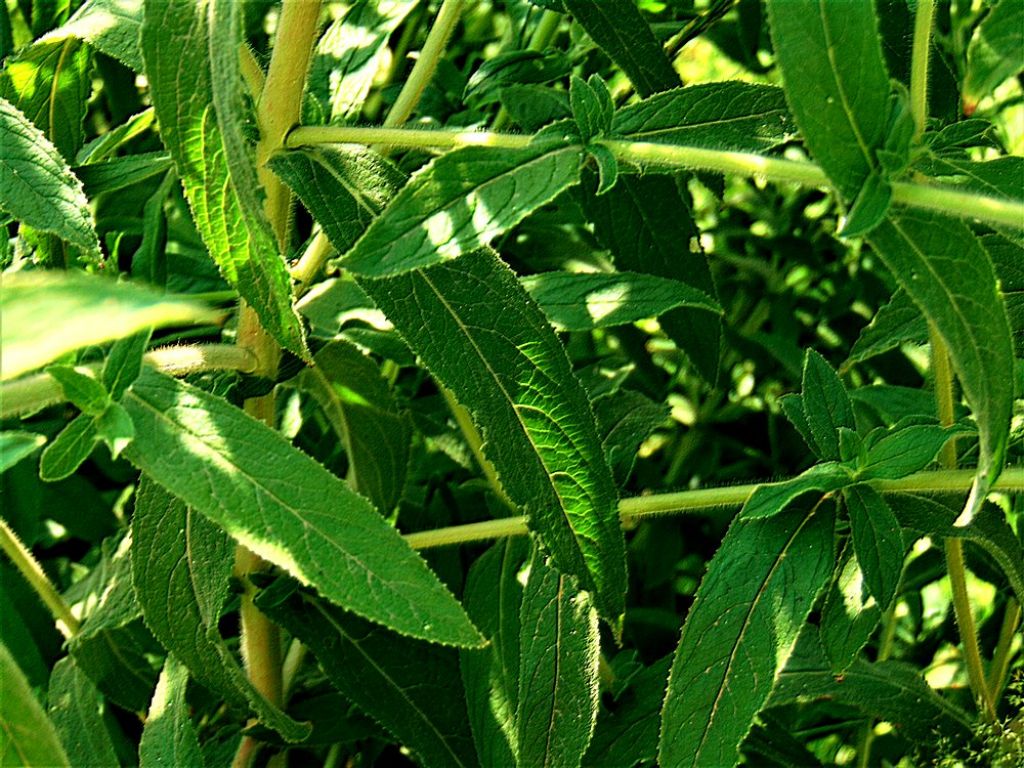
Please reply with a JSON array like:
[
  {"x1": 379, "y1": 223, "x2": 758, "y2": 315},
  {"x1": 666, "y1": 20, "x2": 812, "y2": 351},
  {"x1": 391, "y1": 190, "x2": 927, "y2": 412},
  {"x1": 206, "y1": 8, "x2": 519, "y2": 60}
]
[
  {"x1": 858, "y1": 422, "x2": 968, "y2": 480},
  {"x1": 0, "y1": 37, "x2": 91, "y2": 159},
  {"x1": 339, "y1": 141, "x2": 583, "y2": 277},
  {"x1": 39, "y1": 413, "x2": 98, "y2": 482},
  {"x1": 819, "y1": 544, "x2": 881, "y2": 673},
  {"x1": 50, "y1": 0, "x2": 144, "y2": 72},
  {"x1": 838, "y1": 169, "x2": 892, "y2": 238},
  {"x1": 792, "y1": 350, "x2": 855, "y2": 461},
  {"x1": 521, "y1": 271, "x2": 720, "y2": 332},
  {"x1": 46, "y1": 658, "x2": 120, "y2": 768},
  {"x1": 93, "y1": 402, "x2": 134, "y2": 458},
  {"x1": 612, "y1": 82, "x2": 796, "y2": 152},
  {"x1": 843, "y1": 484, "x2": 903, "y2": 610},
  {"x1": 301, "y1": 341, "x2": 413, "y2": 514},
  {"x1": 467, "y1": 50, "x2": 573, "y2": 106},
  {"x1": 595, "y1": 389, "x2": 667, "y2": 485},
  {"x1": 122, "y1": 368, "x2": 482, "y2": 647},
  {"x1": 460, "y1": 541, "x2": 528, "y2": 767},
  {"x1": 914, "y1": 154, "x2": 1024, "y2": 201},
  {"x1": 0, "y1": 431, "x2": 46, "y2": 473},
  {"x1": 766, "y1": 0, "x2": 891, "y2": 201},
  {"x1": 141, "y1": 0, "x2": 306, "y2": 357},
  {"x1": 46, "y1": 365, "x2": 110, "y2": 416},
  {"x1": 588, "y1": 142, "x2": 619, "y2": 195},
  {"x1": 963, "y1": 0, "x2": 1024, "y2": 112},
  {"x1": 868, "y1": 210, "x2": 1014, "y2": 512},
  {"x1": 0, "y1": 96, "x2": 100, "y2": 257},
  {"x1": 131, "y1": 478, "x2": 310, "y2": 742},
  {"x1": 0, "y1": 271, "x2": 216, "y2": 382},
  {"x1": 67, "y1": 621, "x2": 158, "y2": 713},
  {"x1": 275, "y1": 144, "x2": 628, "y2": 626},
  {"x1": 577, "y1": 172, "x2": 720, "y2": 383},
  {"x1": 139, "y1": 656, "x2": 206, "y2": 768},
  {"x1": 570, "y1": 75, "x2": 612, "y2": 143},
  {"x1": 257, "y1": 582, "x2": 479, "y2": 768},
  {"x1": 102, "y1": 330, "x2": 151, "y2": 399},
  {"x1": 740, "y1": 462, "x2": 852, "y2": 520},
  {"x1": 0, "y1": 639, "x2": 70, "y2": 768},
  {"x1": 658, "y1": 502, "x2": 835, "y2": 768},
  {"x1": 516, "y1": 550, "x2": 600, "y2": 768},
  {"x1": 75, "y1": 152, "x2": 173, "y2": 197},
  {"x1": 561, "y1": 0, "x2": 678, "y2": 98},
  {"x1": 984, "y1": 232, "x2": 1024, "y2": 354},
  {"x1": 888, "y1": 493, "x2": 1024, "y2": 603},
  {"x1": 68, "y1": 533, "x2": 140, "y2": 641},
  {"x1": 846, "y1": 288, "x2": 928, "y2": 367},
  {"x1": 310, "y1": 0, "x2": 418, "y2": 120}
]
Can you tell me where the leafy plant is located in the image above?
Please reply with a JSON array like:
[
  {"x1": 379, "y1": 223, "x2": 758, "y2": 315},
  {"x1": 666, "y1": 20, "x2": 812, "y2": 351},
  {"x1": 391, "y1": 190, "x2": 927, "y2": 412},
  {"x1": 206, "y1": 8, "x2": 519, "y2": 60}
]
[{"x1": 1, "y1": 0, "x2": 1022, "y2": 766}]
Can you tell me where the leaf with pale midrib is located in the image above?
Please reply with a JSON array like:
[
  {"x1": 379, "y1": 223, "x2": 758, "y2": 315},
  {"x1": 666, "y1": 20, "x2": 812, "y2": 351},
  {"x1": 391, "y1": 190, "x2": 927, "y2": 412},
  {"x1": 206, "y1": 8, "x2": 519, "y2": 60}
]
[{"x1": 122, "y1": 368, "x2": 483, "y2": 648}]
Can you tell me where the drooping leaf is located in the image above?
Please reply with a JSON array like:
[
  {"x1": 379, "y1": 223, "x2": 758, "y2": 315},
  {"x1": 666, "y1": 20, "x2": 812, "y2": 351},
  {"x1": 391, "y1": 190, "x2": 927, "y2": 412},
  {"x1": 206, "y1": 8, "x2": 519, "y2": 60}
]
[
  {"x1": 766, "y1": 0, "x2": 891, "y2": 201},
  {"x1": 740, "y1": 461, "x2": 852, "y2": 520},
  {"x1": 46, "y1": 657, "x2": 120, "y2": 768},
  {"x1": 843, "y1": 483, "x2": 903, "y2": 609},
  {"x1": 0, "y1": 640, "x2": 70, "y2": 768},
  {"x1": 578, "y1": 169, "x2": 721, "y2": 382},
  {"x1": 131, "y1": 477, "x2": 310, "y2": 742},
  {"x1": 141, "y1": 0, "x2": 306, "y2": 356},
  {"x1": 867, "y1": 210, "x2": 1014, "y2": 508},
  {"x1": 819, "y1": 543, "x2": 881, "y2": 673},
  {"x1": 339, "y1": 140, "x2": 583, "y2": 277},
  {"x1": 594, "y1": 389, "x2": 667, "y2": 485},
  {"x1": 1, "y1": 272, "x2": 216, "y2": 382},
  {"x1": 0, "y1": 96, "x2": 100, "y2": 257},
  {"x1": 846, "y1": 288, "x2": 929, "y2": 367},
  {"x1": 658, "y1": 502, "x2": 835, "y2": 768},
  {"x1": 301, "y1": 341, "x2": 412, "y2": 514},
  {"x1": 460, "y1": 541, "x2": 528, "y2": 767},
  {"x1": 612, "y1": 82, "x2": 796, "y2": 153},
  {"x1": 561, "y1": 0, "x2": 678, "y2": 98},
  {"x1": 963, "y1": 0, "x2": 1024, "y2": 112},
  {"x1": 0, "y1": 36, "x2": 91, "y2": 159},
  {"x1": 50, "y1": 0, "x2": 144, "y2": 72},
  {"x1": 0, "y1": 431, "x2": 46, "y2": 473},
  {"x1": 516, "y1": 551, "x2": 600, "y2": 768},
  {"x1": 122, "y1": 368, "x2": 483, "y2": 647},
  {"x1": 257, "y1": 582, "x2": 479, "y2": 768},
  {"x1": 521, "y1": 271, "x2": 720, "y2": 332},
  {"x1": 275, "y1": 144, "x2": 628, "y2": 625},
  {"x1": 139, "y1": 656, "x2": 206, "y2": 768}
]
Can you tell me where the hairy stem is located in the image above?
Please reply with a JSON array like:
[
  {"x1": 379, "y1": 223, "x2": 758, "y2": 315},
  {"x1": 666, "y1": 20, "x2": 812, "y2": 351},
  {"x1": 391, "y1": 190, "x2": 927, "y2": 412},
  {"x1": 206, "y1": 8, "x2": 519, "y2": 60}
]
[
  {"x1": 987, "y1": 598, "x2": 1021, "y2": 701},
  {"x1": 909, "y1": 0, "x2": 934, "y2": 141},
  {"x1": 0, "y1": 517, "x2": 80, "y2": 638},
  {"x1": 286, "y1": 126, "x2": 1024, "y2": 229}
]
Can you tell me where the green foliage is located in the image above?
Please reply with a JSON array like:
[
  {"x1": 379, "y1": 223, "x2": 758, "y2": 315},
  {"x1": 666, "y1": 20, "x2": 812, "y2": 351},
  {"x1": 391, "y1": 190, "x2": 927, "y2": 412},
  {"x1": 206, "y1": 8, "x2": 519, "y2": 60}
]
[{"x1": 1, "y1": 1, "x2": 1021, "y2": 767}]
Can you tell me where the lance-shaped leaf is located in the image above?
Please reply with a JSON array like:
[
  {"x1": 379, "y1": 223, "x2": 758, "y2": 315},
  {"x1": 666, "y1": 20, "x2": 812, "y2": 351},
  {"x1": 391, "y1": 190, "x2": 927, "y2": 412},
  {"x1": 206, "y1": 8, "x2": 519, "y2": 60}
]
[
  {"x1": 516, "y1": 552, "x2": 600, "y2": 768},
  {"x1": 0, "y1": 96, "x2": 99, "y2": 257},
  {"x1": 914, "y1": 155, "x2": 1024, "y2": 201},
  {"x1": 658, "y1": 502, "x2": 835, "y2": 767},
  {"x1": 257, "y1": 582, "x2": 479, "y2": 768},
  {"x1": 521, "y1": 271, "x2": 720, "y2": 332},
  {"x1": 0, "y1": 640, "x2": 70, "y2": 767},
  {"x1": 782, "y1": 350, "x2": 855, "y2": 461},
  {"x1": 339, "y1": 141, "x2": 584, "y2": 277},
  {"x1": 740, "y1": 461, "x2": 852, "y2": 520},
  {"x1": 963, "y1": 0, "x2": 1024, "y2": 113},
  {"x1": 858, "y1": 421, "x2": 970, "y2": 480},
  {"x1": 819, "y1": 543, "x2": 881, "y2": 673},
  {"x1": 766, "y1": 0, "x2": 890, "y2": 197},
  {"x1": 122, "y1": 368, "x2": 483, "y2": 648},
  {"x1": 612, "y1": 82, "x2": 796, "y2": 152},
  {"x1": 846, "y1": 288, "x2": 928, "y2": 367},
  {"x1": 595, "y1": 389, "x2": 668, "y2": 485},
  {"x1": 141, "y1": 0, "x2": 306, "y2": 356},
  {"x1": 47, "y1": 658, "x2": 121, "y2": 767},
  {"x1": 50, "y1": 0, "x2": 145, "y2": 73},
  {"x1": 561, "y1": 0, "x2": 678, "y2": 98},
  {"x1": 131, "y1": 478, "x2": 310, "y2": 742},
  {"x1": 273, "y1": 145, "x2": 628, "y2": 625},
  {"x1": 868, "y1": 210, "x2": 1013, "y2": 514},
  {"x1": 0, "y1": 431, "x2": 46, "y2": 473},
  {"x1": 139, "y1": 656, "x2": 205, "y2": 768},
  {"x1": 844, "y1": 483, "x2": 903, "y2": 610}
]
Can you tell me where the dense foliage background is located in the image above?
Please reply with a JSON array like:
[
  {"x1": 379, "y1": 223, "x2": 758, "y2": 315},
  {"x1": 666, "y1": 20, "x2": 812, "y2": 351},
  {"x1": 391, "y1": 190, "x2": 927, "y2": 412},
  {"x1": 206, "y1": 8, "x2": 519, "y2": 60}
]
[{"x1": 1, "y1": 0, "x2": 1022, "y2": 766}]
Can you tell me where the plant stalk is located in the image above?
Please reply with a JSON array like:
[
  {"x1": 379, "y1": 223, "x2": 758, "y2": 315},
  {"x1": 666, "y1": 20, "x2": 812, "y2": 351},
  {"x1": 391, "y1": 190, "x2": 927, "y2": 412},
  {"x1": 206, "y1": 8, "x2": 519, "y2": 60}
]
[{"x1": 909, "y1": 0, "x2": 935, "y2": 142}]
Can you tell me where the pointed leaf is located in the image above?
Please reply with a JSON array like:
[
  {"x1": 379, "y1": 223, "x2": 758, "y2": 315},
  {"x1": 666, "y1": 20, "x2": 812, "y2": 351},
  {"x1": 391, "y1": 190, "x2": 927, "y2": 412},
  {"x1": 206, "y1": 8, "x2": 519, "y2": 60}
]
[
  {"x1": 819, "y1": 544, "x2": 881, "y2": 673},
  {"x1": 858, "y1": 422, "x2": 969, "y2": 480},
  {"x1": 257, "y1": 583, "x2": 479, "y2": 768},
  {"x1": 0, "y1": 431, "x2": 46, "y2": 473},
  {"x1": 658, "y1": 502, "x2": 835, "y2": 768},
  {"x1": 274, "y1": 144, "x2": 628, "y2": 625},
  {"x1": 867, "y1": 210, "x2": 1013, "y2": 503},
  {"x1": 914, "y1": 155, "x2": 1024, "y2": 202},
  {"x1": 594, "y1": 389, "x2": 667, "y2": 485},
  {"x1": 963, "y1": 0, "x2": 1024, "y2": 112},
  {"x1": 122, "y1": 368, "x2": 482, "y2": 647},
  {"x1": 102, "y1": 330, "x2": 151, "y2": 400},
  {"x1": 46, "y1": 365, "x2": 110, "y2": 416},
  {"x1": 844, "y1": 483, "x2": 903, "y2": 609},
  {"x1": 47, "y1": 658, "x2": 120, "y2": 768},
  {"x1": 131, "y1": 477, "x2": 310, "y2": 741},
  {"x1": 798, "y1": 350, "x2": 855, "y2": 461},
  {"x1": 0, "y1": 640, "x2": 70, "y2": 768},
  {"x1": 846, "y1": 288, "x2": 928, "y2": 367},
  {"x1": 0, "y1": 96, "x2": 99, "y2": 257},
  {"x1": 740, "y1": 461, "x2": 852, "y2": 520},
  {"x1": 522, "y1": 271, "x2": 720, "y2": 332},
  {"x1": 139, "y1": 656, "x2": 205, "y2": 768},
  {"x1": 50, "y1": 0, "x2": 144, "y2": 72},
  {"x1": 141, "y1": 0, "x2": 306, "y2": 356},
  {"x1": 516, "y1": 551, "x2": 600, "y2": 768},
  {"x1": 39, "y1": 413, "x2": 98, "y2": 482},
  {"x1": 340, "y1": 141, "x2": 583, "y2": 277}
]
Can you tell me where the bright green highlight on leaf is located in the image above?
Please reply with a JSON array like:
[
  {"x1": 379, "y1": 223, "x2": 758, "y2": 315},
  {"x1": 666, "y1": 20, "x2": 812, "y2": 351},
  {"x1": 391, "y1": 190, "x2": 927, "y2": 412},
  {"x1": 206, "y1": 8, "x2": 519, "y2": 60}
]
[
  {"x1": 0, "y1": 639, "x2": 71, "y2": 767},
  {"x1": 139, "y1": 656, "x2": 206, "y2": 768}
]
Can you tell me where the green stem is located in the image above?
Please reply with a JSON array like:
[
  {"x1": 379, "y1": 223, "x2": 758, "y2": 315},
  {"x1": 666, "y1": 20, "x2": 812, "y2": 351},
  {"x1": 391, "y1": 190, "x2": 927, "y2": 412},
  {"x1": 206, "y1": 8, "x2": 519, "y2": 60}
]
[
  {"x1": 492, "y1": 9, "x2": 561, "y2": 130},
  {"x1": 286, "y1": 127, "x2": 1024, "y2": 229},
  {"x1": 290, "y1": 230, "x2": 335, "y2": 295},
  {"x1": 402, "y1": 467, "x2": 1024, "y2": 550},
  {"x1": 909, "y1": 0, "x2": 935, "y2": 141},
  {"x1": 1, "y1": 344, "x2": 258, "y2": 419},
  {"x1": 986, "y1": 599, "x2": 1021, "y2": 700},
  {"x1": 383, "y1": 0, "x2": 465, "y2": 129},
  {"x1": 0, "y1": 517, "x2": 80, "y2": 638}
]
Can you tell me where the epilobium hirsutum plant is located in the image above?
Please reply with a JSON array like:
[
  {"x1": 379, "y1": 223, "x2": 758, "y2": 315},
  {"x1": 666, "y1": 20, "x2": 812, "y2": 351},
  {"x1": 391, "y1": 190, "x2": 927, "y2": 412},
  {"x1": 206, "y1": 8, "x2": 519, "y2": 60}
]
[{"x1": 1, "y1": 0, "x2": 1021, "y2": 765}]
